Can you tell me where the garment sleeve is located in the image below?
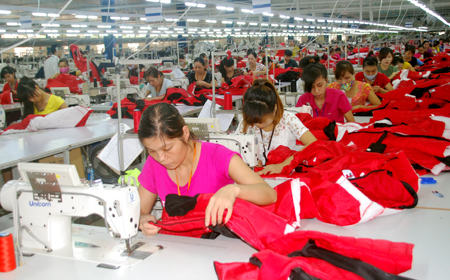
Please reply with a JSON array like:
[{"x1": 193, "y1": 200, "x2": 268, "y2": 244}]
[
  {"x1": 337, "y1": 91, "x2": 353, "y2": 114},
  {"x1": 212, "y1": 144, "x2": 241, "y2": 180},
  {"x1": 354, "y1": 72, "x2": 363, "y2": 82},
  {"x1": 145, "y1": 83, "x2": 154, "y2": 97},
  {"x1": 296, "y1": 94, "x2": 308, "y2": 107},
  {"x1": 187, "y1": 71, "x2": 195, "y2": 84},
  {"x1": 379, "y1": 74, "x2": 390, "y2": 88},
  {"x1": 53, "y1": 95, "x2": 66, "y2": 110},
  {"x1": 2, "y1": 83, "x2": 10, "y2": 92},
  {"x1": 362, "y1": 83, "x2": 372, "y2": 101},
  {"x1": 417, "y1": 59, "x2": 424, "y2": 66},
  {"x1": 204, "y1": 72, "x2": 213, "y2": 83},
  {"x1": 327, "y1": 82, "x2": 340, "y2": 90},
  {"x1": 285, "y1": 112, "x2": 309, "y2": 141},
  {"x1": 138, "y1": 158, "x2": 158, "y2": 194}
]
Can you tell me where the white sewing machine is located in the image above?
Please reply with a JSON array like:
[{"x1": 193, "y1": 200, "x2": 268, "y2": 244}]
[
  {"x1": 0, "y1": 163, "x2": 140, "y2": 253},
  {"x1": 0, "y1": 105, "x2": 5, "y2": 129},
  {"x1": 185, "y1": 118, "x2": 259, "y2": 167}
]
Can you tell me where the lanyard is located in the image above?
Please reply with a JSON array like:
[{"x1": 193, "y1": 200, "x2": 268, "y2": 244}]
[
  {"x1": 175, "y1": 142, "x2": 196, "y2": 196},
  {"x1": 315, "y1": 103, "x2": 326, "y2": 117},
  {"x1": 260, "y1": 125, "x2": 276, "y2": 166}
]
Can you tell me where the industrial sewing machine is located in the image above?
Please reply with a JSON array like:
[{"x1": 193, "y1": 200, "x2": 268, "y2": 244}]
[
  {"x1": 50, "y1": 87, "x2": 91, "y2": 107},
  {"x1": 0, "y1": 163, "x2": 140, "y2": 254},
  {"x1": 185, "y1": 118, "x2": 259, "y2": 168}
]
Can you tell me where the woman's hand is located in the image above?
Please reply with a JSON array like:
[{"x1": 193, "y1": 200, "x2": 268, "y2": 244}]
[
  {"x1": 196, "y1": 81, "x2": 207, "y2": 87},
  {"x1": 352, "y1": 105, "x2": 363, "y2": 110},
  {"x1": 372, "y1": 85, "x2": 380, "y2": 93},
  {"x1": 204, "y1": 184, "x2": 240, "y2": 227},
  {"x1": 256, "y1": 163, "x2": 284, "y2": 176},
  {"x1": 139, "y1": 214, "x2": 160, "y2": 236}
]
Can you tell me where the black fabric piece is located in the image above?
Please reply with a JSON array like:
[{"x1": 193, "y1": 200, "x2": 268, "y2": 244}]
[
  {"x1": 290, "y1": 268, "x2": 322, "y2": 280},
  {"x1": 208, "y1": 224, "x2": 240, "y2": 239},
  {"x1": 436, "y1": 156, "x2": 450, "y2": 166},
  {"x1": 288, "y1": 240, "x2": 415, "y2": 280},
  {"x1": 409, "y1": 85, "x2": 438, "y2": 99},
  {"x1": 428, "y1": 103, "x2": 443, "y2": 109},
  {"x1": 373, "y1": 122, "x2": 394, "y2": 128},
  {"x1": 277, "y1": 71, "x2": 300, "y2": 82},
  {"x1": 249, "y1": 256, "x2": 262, "y2": 268},
  {"x1": 34, "y1": 66, "x2": 45, "y2": 79},
  {"x1": 134, "y1": 100, "x2": 146, "y2": 111},
  {"x1": 165, "y1": 92, "x2": 184, "y2": 103},
  {"x1": 201, "y1": 231, "x2": 221, "y2": 239},
  {"x1": 110, "y1": 107, "x2": 133, "y2": 119},
  {"x1": 353, "y1": 102, "x2": 390, "y2": 116},
  {"x1": 431, "y1": 67, "x2": 450, "y2": 74},
  {"x1": 164, "y1": 194, "x2": 200, "y2": 217},
  {"x1": 350, "y1": 130, "x2": 450, "y2": 144},
  {"x1": 323, "y1": 121, "x2": 337, "y2": 141},
  {"x1": 367, "y1": 131, "x2": 388, "y2": 153}
]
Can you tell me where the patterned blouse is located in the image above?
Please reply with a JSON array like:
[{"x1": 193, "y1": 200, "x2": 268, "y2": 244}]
[
  {"x1": 327, "y1": 81, "x2": 372, "y2": 106},
  {"x1": 223, "y1": 68, "x2": 245, "y2": 83}
]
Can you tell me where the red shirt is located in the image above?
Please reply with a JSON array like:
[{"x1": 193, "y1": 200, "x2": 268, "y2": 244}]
[
  {"x1": 2, "y1": 81, "x2": 19, "y2": 102},
  {"x1": 355, "y1": 72, "x2": 390, "y2": 89},
  {"x1": 296, "y1": 88, "x2": 353, "y2": 123}
]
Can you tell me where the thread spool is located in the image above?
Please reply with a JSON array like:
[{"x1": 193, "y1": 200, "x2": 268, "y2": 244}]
[
  {"x1": 133, "y1": 109, "x2": 141, "y2": 133},
  {"x1": 224, "y1": 92, "x2": 233, "y2": 110},
  {"x1": 290, "y1": 79, "x2": 297, "y2": 93},
  {"x1": 93, "y1": 78, "x2": 97, "y2": 88},
  {"x1": 0, "y1": 233, "x2": 16, "y2": 272}
]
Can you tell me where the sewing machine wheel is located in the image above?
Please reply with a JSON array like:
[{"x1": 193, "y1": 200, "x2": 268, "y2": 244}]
[{"x1": 89, "y1": 141, "x2": 120, "y2": 184}]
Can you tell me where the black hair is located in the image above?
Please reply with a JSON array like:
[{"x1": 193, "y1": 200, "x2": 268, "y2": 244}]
[
  {"x1": 138, "y1": 103, "x2": 196, "y2": 144},
  {"x1": 145, "y1": 67, "x2": 163, "y2": 79},
  {"x1": 262, "y1": 56, "x2": 272, "y2": 66},
  {"x1": 335, "y1": 47, "x2": 342, "y2": 52},
  {"x1": 433, "y1": 41, "x2": 440, "y2": 47},
  {"x1": 248, "y1": 52, "x2": 258, "y2": 59},
  {"x1": 405, "y1": 45, "x2": 415, "y2": 54},
  {"x1": 418, "y1": 44, "x2": 424, "y2": 49},
  {"x1": 179, "y1": 54, "x2": 185, "y2": 60},
  {"x1": 363, "y1": 56, "x2": 378, "y2": 69},
  {"x1": 58, "y1": 58, "x2": 68, "y2": 67},
  {"x1": 299, "y1": 56, "x2": 319, "y2": 70},
  {"x1": 51, "y1": 44, "x2": 62, "y2": 55},
  {"x1": 378, "y1": 47, "x2": 394, "y2": 62},
  {"x1": 1, "y1": 66, "x2": 16, "y2": 79},
  {"x1": 17, "y1": 77, "x2": 41, "y2": 118},
  {"x1": 199, "y1": 53, "x2": 207, "y2": 59},
  {"x1": 194, "y1": 57, "x2": 206, "y2": 67},
  {"x1": 242, "y1": 79, "x2": 284, "y2": 133},
  {"x1": 392, "y1": 56, "x2": 404, "y2": 65},
  {"x1": 301, "y1": 63, "x2": 327, "y2": 93},
  {"x1": 218, "y1": 57, "x2": 234, "y2": 79},
  {"x1": 335, "y1": 61, "x2": 354, "y2": 79},
  {"x1": 284, "y1": 50, "x2": 293, "y2": 57},
  {"x1": 367, "y1": 50, "x2": 375, "y2": 57}
]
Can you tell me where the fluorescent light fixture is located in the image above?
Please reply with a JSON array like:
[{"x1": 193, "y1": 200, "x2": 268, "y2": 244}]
[
  {"x1": 152, "y1": 30, "x2": 161, "y2": 33},
  {"x1": 289, "y1": 25, "x2": 295, "y2": 28},
  {"x1": 237, "y1": 22, "x2": 246, "y2": 25},
  {"x1": 140, "y1": 26, "x2": 152, "y2": 29},
  {"x1": 206, "y1": 20, "x2": 217, "y2": 23},
  {"x1": 306, "y1": 19, "x2": 315, "y2": 22},
  {"x1": 98, "y1": 25, "x2": 111, "y2": 28},
  {"x1": 0, "y1": 10, "x2": 11, "y2": 15},
  {"x1": 226, "y1": 7, "x2": 234, "y2": 11},
  {"x1": 120, "y1": 26, "x2": 133, "y2": 29},
  {"x1": 158, "y1": 27, "x2": 168, "y2": 30},
  {"x1": 249, "y1": 22, "x2": 258, "y2": 26},
  {"x1": 241, "y1": 9, "x2": 253, "y2": 13},
  {"x1": 294, "y1": 17, "x2": 303, "y2": 21},
  {"x1": 123, "y1": 30, "x2": 134, "y2": 33},
  {"x1": 188, "y1": 28, "x2": 197, "y2": 31},
  {"x1": 67, "y1": 30, "x2": 80, "y2": 33},
  {"x1": 263, "y1": 12, "x2": 274, "y2": 17},
  {"x1": 222, "y1": 21, "x2": 232, "y2": 24},
  {"x1": 18, "y1": 29, "x2": 33, "y2": 33},
  {"x1": 185, "y1": 2, "x2": 197, "y2": 6},
  {"x1": 342, "y1": 20, "x2": 348, "y2": 23},
  {"x1": 280, "y1": 24, "x2": 287, "y2": 27},
  {"x1": 187, "y1": 19, "x2": 199, "y2": 22},
  {"x1": 110, "y1": 16, "x2": 121, "y2": 20},
  {"x1": 408, "y1": 0, "x2": 450, "y2": 26},
  {"x1": 261, "y1": 23, "x2": 269, "y2": 26},
  {"x1": 106, "y1": 30, "x2": 117, "y2": 33},
  {"x1": 197, "y1": 3, "x2": 206, "y2": 8},
  {"x1": 317, "y1": 19, "x2": 325, "y2": 22},
  {"x1": 335, "y1": 20, "x2": 341, "y2": 23},
  {"x1": 216, "y1": 6, "x2": 226, "y2": 10},
  {"x1": 177, "y1": 31, "x2": 184, "y2": 33},
  {"x1": 271, "y1": 24, "x2": 279, "y2": 27},
  {"x1": 44, "y1": 30, "x2": 58, "y2": 33},
  {"x1": 202, "y1": 28, "x2": 209, "y2": 31},
  {"x1": 146, "y1": 0, "x2": 159, "y2": 2},
  {"x1": 71, "y1": 24, "x2": 87, "y2": 28},
  {"x1": 75, "y1": 15, "x2": 87, "y2": 19},
  {"x1": 32, "y1": 12, "x2": 47, "y2": 17},
  {"x1": 48, "y1": 13, "x2": 60, "y2": 17},
  {"x1": 88, "y1": 16, "x2": 98, "y2": 19},
  {"x1": 224, "y1": 28, "x2": 232, "y2": 31},
  {"x1": 235, "y1": 28, "x2": 241, "y2": 31},
  {"x1": 87, "y1": 30, "x2": 99, "y2": 33},
  {"x1": 42, "y1": 23, "x2": 60, "y2": 27},
  {"x1": 174, "y1": 28, "x2": 184, "y2": 30},
  {"x1": 280, "y1": 15, "x2": 290, "y2": 19},
  {"x1": 66, "y1": 33, "x2": 78, "y2": 37},
  {"x1": 140, "y1": 17, "x2": 147, "y2": 21},
  {"x1": 6, "y1": 22, "x2": 20, "y2": 26},
  {"x1": 160, "y1": 0, "x2": 171, "y2": 3}
]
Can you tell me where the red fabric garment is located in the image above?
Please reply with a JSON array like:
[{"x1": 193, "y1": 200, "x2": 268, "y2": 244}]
[
  {"x1": 129, "y1": 76, "x2": 139, "y2": 85},
  {"x1": 217, "y1": 75, "x2": 254, "y2": 96},
  {"x1": 355, "y1": 72, "x2": 390, "y2": 89},
  {"x1": 0, "y1": 91, "x2": 13, "y2": 105},
  {"x1": 150, "y1": 193, "x2": 292, "y2": 251},
  {"x1": 236, "y1": 61, "x2": 246, "y2": 68},
  {"x1": 353, "y1": 47, "x2": 369, "y2": 54},
  {"x1": 53, "y1": 74, "x2": 85, "y2": 93},
  {"x1": 215, "y1": 230, "x2": 414, "y2": 280},
  {"x1": 69, "y1": 44, "x2": 101, "y2": 82},
  {"x1": 106, "y1": 98, "x2": 167, "y2": 118},
  {"x1": 45, "y1": 79, "x2": 69, "y2": 91},
  {"x1": 423, "y1": 84, "x2": 450, "y2": 101}
]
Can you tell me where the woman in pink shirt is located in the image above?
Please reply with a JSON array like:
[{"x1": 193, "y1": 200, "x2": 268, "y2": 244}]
[
  {"x1": 138, "y1": 103, "x2": 277, "y2": 236},
  {"x1": 296, "y1": 62, "x2": 355, "y2": 123}
]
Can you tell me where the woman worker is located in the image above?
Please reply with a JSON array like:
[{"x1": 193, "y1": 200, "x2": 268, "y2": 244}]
[
  {"x1": 219, "y1": 56, "x2": 245, "y2": 85},
  {"x1": 237, "y1": 79, "x2": 317, "y2": 175},
  {"x1": 144, "y1": 68, "x2": 173, "y2": 101},
  {"x1": 17, "y1": 77, "x2": 68, "y2": 118},
  {"x1": 328, "y1": 61, "x2": 381, "y2": 110},
  {"x1": 354, "y1": 57, "x2": 394, "y2": 94},
  {"x1": 246, "y1": 52, "x2": 267, "y2": 76},
  {"x1": 48, "y1": 58, "x2": 72, "y2": 79},
  {"x1": 138, "y1": 103, "x2": 277, "y2": 235},
  {"x1": 377, "y1": 47, "x2": 399, "y2": 80},
  {"x1": 1, "y1": 66, "x2": 19, "y2": 102},
  {"x1": 296, "y1": 62, "x2": 355, "y2": 123},
  {"x1": 186, "y1": 57, "x2": 213, "y2": 89}
]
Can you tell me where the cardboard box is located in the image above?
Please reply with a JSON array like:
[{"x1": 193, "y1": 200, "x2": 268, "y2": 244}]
[{"x1": 38, "y1": 148, "x2": 86, "y2": 179}]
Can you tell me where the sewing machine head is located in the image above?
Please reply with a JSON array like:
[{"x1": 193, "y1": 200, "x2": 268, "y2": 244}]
[{"x1": 0, "y1": 163, "x2": 140, "y2": 252}]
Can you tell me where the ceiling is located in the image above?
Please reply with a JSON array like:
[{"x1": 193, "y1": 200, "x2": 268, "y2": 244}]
[{"x1": 0, "y1": 0, "x2": 448, "y2": 48}]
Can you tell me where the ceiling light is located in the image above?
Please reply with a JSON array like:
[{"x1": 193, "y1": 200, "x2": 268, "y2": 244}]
[
  {"x1": 106, "y1": 30, "x2": 117, "y2": 33},
  {"x1": 187, "y1": 19, "x2": 199, "y2": 22},
  {"x1": 335, "y1": 20, "x2": 341, "y2": 23},
  {"x1": 0, "y1": 10, "x2": 11, "y2": 15},
  {"x1": 88, "y1": 16, "x2": 98, "y2": 19},
  {"x1": 75, "y1": 15, "x2": 87, "y2": 19},
  {"x1": 222, "y1": 21, "x2": 232, "y2": 24},
  {"x1": 48, "y1": 13, "x2": 60, "y2": 17},
  {"x1": 140, "y1": 26, "x2": 152, "y2": 29},
  {"x1": 342, "y1": 20, "x2": 348, "y2": 23},
  {"x1": 120, "y1": 26, "x2": 133, "y2": 29},
  {"x1": 67, "y1": 30, "x2": 80, "y2": 33},
  {"x1": 263, "y1": 12, "x2": 274, "y2": 17},
  {"x1": 226, "y1": 7, "x2": 234, "y2": 11},
  {"x1": 110, "y1": 17, "x2": 121, "y2": 20},
  {"x1": 158, "y1": 27, "x2": 168, "y2": 30},
  {"x1": 88, "y1": 30, "x2": 99, "y2": 33},
  {"x1": 165, "y1": 18, "x2": 179, "y2": 22},
  {"x1": 249, "y1": 22, "x2": 258, "y2": 26},
  {"x1": 174, "y1": 28, "x2": 184, "y2": 30},
  {"x1": 271, "y1": 24, "x2": 278, "y2": 27},
  {"x1": 216, "y1": 6, "x2": 226, "y2": 10},
  {"x1": 197, "y1": 3, "x2": 206, "y2": 8},
  {"x1": 140, "y1": 17, "x2": 147, "y2": 21},
  {"x1": 123, "y1": 30, "x2": 134, "y2": 33},
  {"x1": 18, "y1": 29, "x2": 33, "y2": 33},
  {"x1": 6, "y1": 22, "x2": 20, "y2": 26},
  {"x1": 206, "y1": 20, "x2": 217, "y2": 23},
  {"x1": 306, "y1": 19, "x2": 315, "y2": 22},
  {"x1": 408, "y1": 0, "x2": 450, "y2": 26},
  {"x1": 188, "y1": 28, "x2": 197, "y2": 31},
  {"x1": 42, "y1": 23, "x2": 60, "y2": 27},
  {"x1": 241, "y1": 9, "x2": 254, "y2": 14},
  {"x1": 185, "y1": 2, "x2": 197, "y2": 6},
  {"x1": 280, "y1": 15, "x2": 290, "y2": 19},
  {"x1": 146, "y1": 0, "x2": 159, "y2": 2},
  {"x1": 98, "y1": 25, "x2": 111, "y2": 28},
  {"x1": 294, "y1": 17, "x2": 303, "y2": 21},
  {"x1": 317, "y1": 19, "x2": 325, "y2": 22},
  {"x1": 280, "y1": 24, "x2": 287, "y2": 27},
  {"x1": 66, "y1": 33, "x2": 78, "y2": 37},
  {"x1": 32, "y1": 12, "x2": 47, "y2": 17},
  {"x1": 160, "y1": 0, "x2": 171, "y2": 3},
  {"x1": 261, "y1": 23, "x2": 269, "y2": 26},
  {"x1": 237, "y1": 22, "x2": 246, "y2": 25}
]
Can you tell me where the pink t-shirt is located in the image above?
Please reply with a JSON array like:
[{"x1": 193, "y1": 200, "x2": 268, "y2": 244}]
[
  {"x1": 138, "y1": 141, "x2": 239, "y2": 204},
  {"x1": 296, "y1": 88, "x2": 353, "y2": 122}
]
